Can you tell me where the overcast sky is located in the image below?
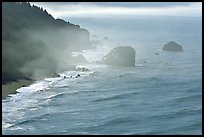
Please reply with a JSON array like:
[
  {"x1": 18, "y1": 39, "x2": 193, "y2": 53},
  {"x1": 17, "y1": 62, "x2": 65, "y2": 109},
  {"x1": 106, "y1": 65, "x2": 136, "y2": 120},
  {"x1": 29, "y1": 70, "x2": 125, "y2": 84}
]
[{"x1": 30, "y1": 2, "x2": 202, "y2": 18}]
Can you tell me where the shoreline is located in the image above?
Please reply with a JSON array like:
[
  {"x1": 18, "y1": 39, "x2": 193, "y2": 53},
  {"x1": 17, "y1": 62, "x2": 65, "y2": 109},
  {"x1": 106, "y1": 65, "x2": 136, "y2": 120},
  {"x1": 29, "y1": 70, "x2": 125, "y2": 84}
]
[
  {"x1": 2, "y1": 79, "x2": 34, "y2": 99},
  {"x1": 2, "y1": 67, "x2": 86, "y2": 100}
]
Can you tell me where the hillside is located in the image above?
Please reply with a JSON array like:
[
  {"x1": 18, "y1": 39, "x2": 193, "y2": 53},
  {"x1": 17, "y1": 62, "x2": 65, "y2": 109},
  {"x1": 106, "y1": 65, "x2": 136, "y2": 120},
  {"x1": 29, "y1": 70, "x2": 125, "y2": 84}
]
[{"x1": 2, "y1": 2, "x2": 92, "y2": 83}]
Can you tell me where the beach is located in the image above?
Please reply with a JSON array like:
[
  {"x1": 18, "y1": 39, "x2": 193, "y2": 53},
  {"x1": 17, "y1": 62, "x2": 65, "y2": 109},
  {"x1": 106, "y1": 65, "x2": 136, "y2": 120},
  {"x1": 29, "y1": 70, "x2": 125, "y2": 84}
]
[{"x1": 2, "y1": 79, "x2": 33, "y2": 99}]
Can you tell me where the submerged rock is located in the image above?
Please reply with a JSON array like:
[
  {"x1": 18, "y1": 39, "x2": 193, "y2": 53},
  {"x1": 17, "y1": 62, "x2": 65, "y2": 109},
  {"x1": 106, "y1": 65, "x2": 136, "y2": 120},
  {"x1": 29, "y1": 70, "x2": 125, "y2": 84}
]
[
  {"x1": 101, "y1": 46, "x2": 136, "y2": 67},
  {"x1": 75, "y1": 74, "x2": 80, "y2": 78},
  {"x1": 162, "y1": 41, "x2": 183, "y2": 51}
]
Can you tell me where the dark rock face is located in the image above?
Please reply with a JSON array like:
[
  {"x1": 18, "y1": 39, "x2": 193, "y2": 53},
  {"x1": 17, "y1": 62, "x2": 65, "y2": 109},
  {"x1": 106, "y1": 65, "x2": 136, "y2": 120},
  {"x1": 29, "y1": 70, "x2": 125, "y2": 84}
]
[
  {"x1": 101, "y1": 46, "x2": 136, "y2": 67},
  {"x1": 162, "y1": 41, "x2": 183, "y2": 51},
  {"x1": 51, "y1": 72, "x2": 60, "y2": 78}
]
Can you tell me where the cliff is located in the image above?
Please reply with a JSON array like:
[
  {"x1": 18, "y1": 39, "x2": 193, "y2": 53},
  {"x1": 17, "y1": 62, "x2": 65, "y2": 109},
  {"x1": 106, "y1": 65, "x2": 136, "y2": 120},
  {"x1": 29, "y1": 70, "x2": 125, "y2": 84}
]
[{"x1": 2, "y1": 2, "x2": 91, "y2": 83}]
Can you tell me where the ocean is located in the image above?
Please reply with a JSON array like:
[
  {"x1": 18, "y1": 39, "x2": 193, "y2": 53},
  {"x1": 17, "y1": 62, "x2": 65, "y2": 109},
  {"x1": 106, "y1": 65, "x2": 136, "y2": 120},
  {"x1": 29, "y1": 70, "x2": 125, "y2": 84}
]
[{"x1": 2, "y1": 16, "x2": 202, "y2": 135}]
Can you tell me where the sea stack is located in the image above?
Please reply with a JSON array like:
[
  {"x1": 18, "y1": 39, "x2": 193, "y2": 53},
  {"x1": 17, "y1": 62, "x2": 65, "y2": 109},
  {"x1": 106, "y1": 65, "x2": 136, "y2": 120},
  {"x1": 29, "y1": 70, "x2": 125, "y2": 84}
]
[
  {"x1": 101, "y1": 46, "x2": 136, "y2": 67},
  {"x1": 162, "y1": 41, "x2": 183, "y2": 51}
]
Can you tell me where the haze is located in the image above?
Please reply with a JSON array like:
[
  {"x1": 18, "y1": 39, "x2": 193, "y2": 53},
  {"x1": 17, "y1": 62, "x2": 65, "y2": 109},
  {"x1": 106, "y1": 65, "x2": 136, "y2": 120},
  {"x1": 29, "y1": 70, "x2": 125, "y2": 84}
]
[{"x1": 31, "y1": 2, "x2": 202, "y2": 18}]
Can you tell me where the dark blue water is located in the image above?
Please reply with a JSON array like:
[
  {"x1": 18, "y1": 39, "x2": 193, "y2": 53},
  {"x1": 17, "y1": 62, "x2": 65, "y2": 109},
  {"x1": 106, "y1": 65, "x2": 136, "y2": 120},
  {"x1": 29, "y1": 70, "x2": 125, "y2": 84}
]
[{"x1": 2, "y1": 16, "x2": 202, "y2": 135}]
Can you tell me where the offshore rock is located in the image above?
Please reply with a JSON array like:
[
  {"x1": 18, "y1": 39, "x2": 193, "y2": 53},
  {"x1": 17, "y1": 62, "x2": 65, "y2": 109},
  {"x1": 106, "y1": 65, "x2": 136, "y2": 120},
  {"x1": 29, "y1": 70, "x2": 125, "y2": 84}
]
[
  {"x1": 162, "y1": 41, "x2": 183, "y2": 51},
  {"x1": 102, "y1": 46, "x2": 136, "y2": 67}
]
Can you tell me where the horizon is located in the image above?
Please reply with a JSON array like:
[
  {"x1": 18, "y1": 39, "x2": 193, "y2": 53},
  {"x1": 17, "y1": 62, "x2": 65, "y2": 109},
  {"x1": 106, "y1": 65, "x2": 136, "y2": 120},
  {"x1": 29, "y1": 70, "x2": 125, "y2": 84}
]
[{"x1": 30, "y1": 2, "x2": 202, "y2": 18}]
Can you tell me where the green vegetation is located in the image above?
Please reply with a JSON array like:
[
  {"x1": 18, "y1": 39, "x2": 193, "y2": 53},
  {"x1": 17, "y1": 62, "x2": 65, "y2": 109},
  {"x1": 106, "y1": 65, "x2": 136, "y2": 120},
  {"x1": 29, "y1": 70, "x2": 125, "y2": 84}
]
[{"x1": 2, "y1": 2, "x2": 91, "y2": 83}]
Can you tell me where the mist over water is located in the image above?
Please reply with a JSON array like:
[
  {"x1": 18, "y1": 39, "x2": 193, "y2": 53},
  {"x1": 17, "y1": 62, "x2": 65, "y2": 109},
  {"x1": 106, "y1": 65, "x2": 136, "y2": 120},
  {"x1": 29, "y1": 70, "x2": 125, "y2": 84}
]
[{"x1": 2, "y1": 16, "x2": 202, "y2": 135}]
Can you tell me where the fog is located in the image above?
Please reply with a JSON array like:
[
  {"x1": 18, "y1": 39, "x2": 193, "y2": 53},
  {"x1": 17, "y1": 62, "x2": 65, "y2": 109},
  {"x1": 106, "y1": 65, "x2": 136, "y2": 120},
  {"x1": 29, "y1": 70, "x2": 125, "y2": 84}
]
[
  {"x1": 3, "y1": 26, "x2": 91, "y2": 82},
  {"x1": 23, "y1": 27, "x2": 90, "y2": 77},
  {"x1": 2, "y1": 2, "x2": 91, "y2": 83},
  {"x1": 2, "y1": 2, "x2": 202, "y2": 83}
]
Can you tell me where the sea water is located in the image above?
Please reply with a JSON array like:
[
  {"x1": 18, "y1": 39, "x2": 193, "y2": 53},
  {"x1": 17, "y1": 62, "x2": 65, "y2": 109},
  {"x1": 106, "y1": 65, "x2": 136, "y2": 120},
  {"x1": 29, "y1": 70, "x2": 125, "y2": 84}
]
[{"x1": 2, "y1": 16, "x2": 202, "y2": 135}]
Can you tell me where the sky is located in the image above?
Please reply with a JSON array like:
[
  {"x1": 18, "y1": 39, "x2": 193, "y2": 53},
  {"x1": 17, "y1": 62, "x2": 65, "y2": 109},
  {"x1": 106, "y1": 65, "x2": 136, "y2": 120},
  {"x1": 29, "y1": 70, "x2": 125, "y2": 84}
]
[{"x1": 30, "y1": 2, "x2": 202, "y2": 18}]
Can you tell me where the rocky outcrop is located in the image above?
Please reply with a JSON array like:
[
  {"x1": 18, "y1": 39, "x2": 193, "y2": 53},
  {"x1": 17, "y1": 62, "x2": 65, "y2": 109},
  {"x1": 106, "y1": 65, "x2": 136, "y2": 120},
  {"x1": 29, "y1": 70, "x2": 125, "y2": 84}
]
[
  {"x1": 162, "y1": 41, "x2": 183, "y2": 51},
  {"x1": 101, "y1": 46, "x2": 136, "y2": 67},
  {"x1": 51, "y1": 72, "x2": 60, "y2": 78}
]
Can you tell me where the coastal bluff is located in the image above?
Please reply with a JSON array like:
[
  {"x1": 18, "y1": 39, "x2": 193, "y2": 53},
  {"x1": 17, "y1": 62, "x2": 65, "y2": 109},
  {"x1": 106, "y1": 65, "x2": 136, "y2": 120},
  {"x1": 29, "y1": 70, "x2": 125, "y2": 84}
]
[{"x1": 2, "y1": 2, "x2": 91, "y2": 83}]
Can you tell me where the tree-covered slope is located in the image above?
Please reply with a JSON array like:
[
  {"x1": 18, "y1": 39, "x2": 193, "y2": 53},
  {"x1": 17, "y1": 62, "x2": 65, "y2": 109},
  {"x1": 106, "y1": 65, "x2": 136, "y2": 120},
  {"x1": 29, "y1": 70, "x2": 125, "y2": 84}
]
[{"x1": 2, "y1": 2, "x2": 91, "y2": 83}]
